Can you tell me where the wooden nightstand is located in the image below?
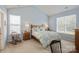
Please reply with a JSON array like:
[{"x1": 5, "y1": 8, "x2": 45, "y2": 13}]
[{"x1": 23, "y1": 31, "x2": 30, "y2": 40}]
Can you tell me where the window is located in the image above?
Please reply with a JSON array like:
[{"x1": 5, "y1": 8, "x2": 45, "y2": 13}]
[
  {"x1": 57, "y1": 15, "x2": 76, "y2": 34},
  {"x1": 9, "y1": 15, "x2": 21, "y2": 34}
]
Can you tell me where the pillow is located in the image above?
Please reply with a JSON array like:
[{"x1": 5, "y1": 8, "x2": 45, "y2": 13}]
[
  {"x1": 39, "y1": 26, "x2": 45, "y2": 31},
  {"x1": 32, "y1": 27, "x2": 39, "y2": 32},
  {"x1": 32, "y1": 25, "x2": 46, "y2": 32}
]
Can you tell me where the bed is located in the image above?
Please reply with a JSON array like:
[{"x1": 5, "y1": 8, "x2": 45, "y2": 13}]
[{"x1": 31, "y1": 24, "x2": 62, "y2": 48}]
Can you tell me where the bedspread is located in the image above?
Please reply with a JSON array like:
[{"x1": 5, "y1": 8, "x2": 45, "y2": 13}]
[{"x1": 32, "y1": 31, "x2": 61, "y2": 48}]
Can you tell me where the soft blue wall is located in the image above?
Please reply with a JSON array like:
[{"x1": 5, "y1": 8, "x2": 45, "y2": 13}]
[
  {"x1": 8, "y1": 6, "x2": 48, "y2": 32},
  {"x1": 49, "y1": 8, "x2": 79, "y2": 41}
]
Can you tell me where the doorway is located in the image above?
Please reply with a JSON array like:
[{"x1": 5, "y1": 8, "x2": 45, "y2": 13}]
[{"x1": 0, "y1": 11, "x2": 4, "y2": 50}]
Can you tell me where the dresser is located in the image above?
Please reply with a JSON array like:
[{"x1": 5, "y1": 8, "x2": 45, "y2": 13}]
[
  {"x1": 75, "y1": 29, "x2": 79, "y2": 51},
  {"x1": 23, "y1": 31, "x2": 30, "y2": 40}
]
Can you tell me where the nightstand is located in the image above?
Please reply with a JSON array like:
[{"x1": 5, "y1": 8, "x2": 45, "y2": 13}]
[{"x1": 23, "y1": 31, "x2": 30, "y2": 40}]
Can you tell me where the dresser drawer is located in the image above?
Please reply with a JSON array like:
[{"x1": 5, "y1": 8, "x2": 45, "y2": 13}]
[{"x1": 75, "y1": 29, "x2": 79, "y2": 51}]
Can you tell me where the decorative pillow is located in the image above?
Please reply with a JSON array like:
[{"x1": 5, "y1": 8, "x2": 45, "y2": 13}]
[
  {"x1": 32, "y1": 27, "x2": 39, "y2": 32},
  {"x1": 39, "y1": 26, "x2": 45, "y2": 31}
]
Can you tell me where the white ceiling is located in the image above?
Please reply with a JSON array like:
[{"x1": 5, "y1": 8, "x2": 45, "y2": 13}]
[
  {"x1": 35, "y1": 5, "x2": 79, "y2": 15},
  {"x1": 3, "y1": 5, "x2": 29, "y2": 9},
  {"x1": 3, "y1": 5, "x2": 79, "y2": 16}
]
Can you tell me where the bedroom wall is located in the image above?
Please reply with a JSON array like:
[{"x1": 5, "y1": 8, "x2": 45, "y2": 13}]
[
  {"x1": 8, "y1": 6, "x2": 48, "y2": 32},
  {"x1": 0, "y1": 6, "x2": 7, "y2": 49},
  {"x1": 48, "y1": 7, "x2": 79, "y2": 41}
]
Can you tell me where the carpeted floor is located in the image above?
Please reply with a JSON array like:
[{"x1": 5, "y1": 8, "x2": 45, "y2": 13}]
[{"x1": 1, "y1": 39, "x2": 75, "y2": 53}]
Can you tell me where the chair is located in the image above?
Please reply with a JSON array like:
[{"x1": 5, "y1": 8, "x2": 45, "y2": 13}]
[
  {"x1": 10, "y1": 32, "x2": 22, "y2": 45},
  {"x1": 50, "y1": 40, "x2": 62, "y2": 53}
]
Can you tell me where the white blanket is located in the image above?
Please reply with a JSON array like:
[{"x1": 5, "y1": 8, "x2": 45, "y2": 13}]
[{"x1": 32, "y1": 31, "x2": 61, "y2": 48}]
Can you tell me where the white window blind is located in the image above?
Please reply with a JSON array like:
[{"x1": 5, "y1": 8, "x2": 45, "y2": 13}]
[
  {"x1": 9, "y1": 15, "x2": 21, "y2": 34},
  {"x1": 57, "y1": 15, "x2": 76, "y2": 34}
]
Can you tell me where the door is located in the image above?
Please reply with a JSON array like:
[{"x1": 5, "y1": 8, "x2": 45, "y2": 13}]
[{"x1": 0, "y1": 12, "x2": 3, "y2": 49}]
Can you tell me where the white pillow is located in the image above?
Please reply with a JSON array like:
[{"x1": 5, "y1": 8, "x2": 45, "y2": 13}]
[{"x1": 32, "y1": 27, "x2": 39, "y2": 32}]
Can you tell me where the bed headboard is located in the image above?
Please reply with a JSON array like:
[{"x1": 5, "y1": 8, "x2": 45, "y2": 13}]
[
  {"x1": 30, "y1": 24, "x2": 45, "y2": 35},
  {"x1": 31, "y1": 24, "x2": 46, "y2": 31}
]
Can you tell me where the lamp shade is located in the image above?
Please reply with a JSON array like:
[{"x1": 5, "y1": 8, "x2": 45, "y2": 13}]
[
  {"x1": 44, "y1": 23, "x2": 48, "y2": 29},
  {"x1": 24, "y1": 23, "x2": 30, "y2": 32}
]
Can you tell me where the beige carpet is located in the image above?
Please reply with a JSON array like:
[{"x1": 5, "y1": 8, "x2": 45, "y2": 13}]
[{"x1": 1, "y1": 39, "x2": 75, "y2": 53}]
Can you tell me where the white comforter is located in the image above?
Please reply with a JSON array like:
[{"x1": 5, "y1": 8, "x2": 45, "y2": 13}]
[{"x1": 32, "y1": 31, "x2": 61, "y2": 48}]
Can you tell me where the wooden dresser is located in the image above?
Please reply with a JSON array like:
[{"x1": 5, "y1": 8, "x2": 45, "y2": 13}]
[
  {"x1": 75, "y1": 29, "x2": 79, "y2": 51},
  {"x1": 23, "y1": 31, "x2": 30, "y2": 40}
]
